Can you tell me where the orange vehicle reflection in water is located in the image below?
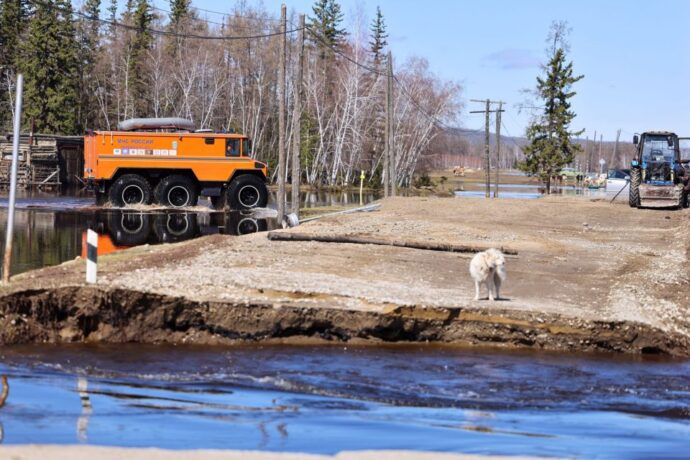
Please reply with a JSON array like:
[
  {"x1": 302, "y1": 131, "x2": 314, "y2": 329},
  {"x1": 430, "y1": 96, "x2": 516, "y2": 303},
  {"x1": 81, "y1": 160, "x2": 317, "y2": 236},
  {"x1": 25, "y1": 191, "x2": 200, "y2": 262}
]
[
  {"x1": 80, "y1": 211, "x2": 272, "y2": 258},
  {"x1": 80, "y1": 232, "x2": 125, "y2": 258}
]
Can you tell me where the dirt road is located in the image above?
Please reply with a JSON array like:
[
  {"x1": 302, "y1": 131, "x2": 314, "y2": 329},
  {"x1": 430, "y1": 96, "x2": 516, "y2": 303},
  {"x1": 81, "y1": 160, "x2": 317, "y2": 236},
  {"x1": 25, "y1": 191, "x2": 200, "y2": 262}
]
[{"x1": 1, "y1": 196, "x2": 689, "y2": 355}]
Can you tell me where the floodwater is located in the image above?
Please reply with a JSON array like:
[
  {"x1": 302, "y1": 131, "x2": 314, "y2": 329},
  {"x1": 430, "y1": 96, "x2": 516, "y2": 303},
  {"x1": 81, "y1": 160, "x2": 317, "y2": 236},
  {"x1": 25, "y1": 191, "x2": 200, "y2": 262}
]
[
  {"x1": 0, "y1": 345, "x2": 688, "y2": 458},
  {"x1": 454, "y1": 182, "x2": 614, "y2": 200},
  {"x1": 0, "y1": 189, "x2": 380, "y2": 277}
]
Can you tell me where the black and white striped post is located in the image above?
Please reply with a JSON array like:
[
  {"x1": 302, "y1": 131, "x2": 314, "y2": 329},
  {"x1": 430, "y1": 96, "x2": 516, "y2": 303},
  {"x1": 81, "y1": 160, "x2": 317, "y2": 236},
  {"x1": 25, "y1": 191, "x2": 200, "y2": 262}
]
[{"x1": 86, "y1": 229, "x2": 97, "y2": 283}]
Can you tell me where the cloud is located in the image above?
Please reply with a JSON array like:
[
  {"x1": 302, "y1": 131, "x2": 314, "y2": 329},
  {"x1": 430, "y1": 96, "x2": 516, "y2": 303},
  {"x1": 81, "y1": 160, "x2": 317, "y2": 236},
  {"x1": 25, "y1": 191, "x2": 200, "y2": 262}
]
[{"x1": 484, "y1": 48, "x2": 541, "y2": 70}]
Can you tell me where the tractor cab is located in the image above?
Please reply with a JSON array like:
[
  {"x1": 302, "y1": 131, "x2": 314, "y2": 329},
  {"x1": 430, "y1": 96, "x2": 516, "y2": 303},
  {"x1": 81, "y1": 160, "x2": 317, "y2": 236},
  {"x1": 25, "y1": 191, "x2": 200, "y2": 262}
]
[{"x1": 630, "y1": 131, "x2": 688, "y2": 208}]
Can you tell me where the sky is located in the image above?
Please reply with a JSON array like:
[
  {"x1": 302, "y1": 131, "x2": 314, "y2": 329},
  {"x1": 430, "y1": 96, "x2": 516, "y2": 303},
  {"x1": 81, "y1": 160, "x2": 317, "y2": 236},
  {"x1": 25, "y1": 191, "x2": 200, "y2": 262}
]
[{"x1": 152, "y1": 0, "x2": 690, "y2": 142}]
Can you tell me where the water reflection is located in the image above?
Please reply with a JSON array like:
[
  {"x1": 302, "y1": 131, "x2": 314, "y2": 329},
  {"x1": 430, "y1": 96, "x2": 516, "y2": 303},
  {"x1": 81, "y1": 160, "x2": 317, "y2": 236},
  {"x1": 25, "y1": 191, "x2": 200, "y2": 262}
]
[
  {"x1": 86, "y1": 211, "x2": 272, "y2": 256},
  {"x1": 0, "y1": 209, "x2": 274, "y2": 277},
  {"x1": 454, "y1": 182, "x2": 609, "y2": 199},
  {"x1": 76, "y1": 377, "x2": 92, "y2": 442}
]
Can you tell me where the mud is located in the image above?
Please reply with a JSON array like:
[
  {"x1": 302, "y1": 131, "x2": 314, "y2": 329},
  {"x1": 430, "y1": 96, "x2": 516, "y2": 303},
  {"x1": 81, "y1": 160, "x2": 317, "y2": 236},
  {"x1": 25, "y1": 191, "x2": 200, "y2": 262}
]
[
  {"x1": 1, "y1": 196, "x2": 689, "y2": 355},
  {"x1": 0, "y1": 284, "x2": 688, "y2": 355}
]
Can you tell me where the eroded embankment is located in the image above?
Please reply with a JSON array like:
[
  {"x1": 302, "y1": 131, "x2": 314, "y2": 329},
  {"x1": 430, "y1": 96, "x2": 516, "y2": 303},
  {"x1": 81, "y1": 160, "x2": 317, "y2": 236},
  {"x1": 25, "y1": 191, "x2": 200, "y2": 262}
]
[{"x1": 1, "y1": 285, "x2": 688, "y2": 356}]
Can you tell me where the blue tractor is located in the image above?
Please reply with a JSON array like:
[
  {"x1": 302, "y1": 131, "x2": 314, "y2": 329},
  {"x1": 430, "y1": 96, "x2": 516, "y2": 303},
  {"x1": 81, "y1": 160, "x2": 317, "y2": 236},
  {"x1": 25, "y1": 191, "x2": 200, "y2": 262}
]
[{"x1": 630, "y1": 131, "x2": 689, "y2": 209}]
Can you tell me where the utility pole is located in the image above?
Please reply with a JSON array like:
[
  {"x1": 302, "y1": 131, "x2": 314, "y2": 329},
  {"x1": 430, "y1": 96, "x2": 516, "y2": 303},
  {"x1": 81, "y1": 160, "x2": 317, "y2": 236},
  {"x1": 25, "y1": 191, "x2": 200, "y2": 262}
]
[
  {"x1": 599, "y1": 134, "x2": 604, "y2": 174},
  {"x1": 291, "y1": 14, "x2": 305, "y2": 216},
  {"x1": 494, "y1": 101, "x2": 502, "y2": 198},
  {"x1": 483, "y1": 99, "x2": 490, "y2": 198},
  {"x1": 589, "y1": 130, "x2": 597, "y2": 173},
  {"x1": 277, "y1": 4, "x2": 287, "y2": 218},
  {"x1": 384, "y1": 51, "x2": 394, "y2": 197},
  {"x1": 611, "y1": 129, "x2": 621, "y2": 168},
  {"x1": 470, "y1": 99, "x2": 505, "y2": 198},
  {"x1": 383, "y1": 65, "x2": 389, "y2": 198},
  {"x1": 2, "y1": 74, "x2": 23, "y2": 284},
  {"x1": 387, "y1": 51, "x2": 395, "y2": 197}
]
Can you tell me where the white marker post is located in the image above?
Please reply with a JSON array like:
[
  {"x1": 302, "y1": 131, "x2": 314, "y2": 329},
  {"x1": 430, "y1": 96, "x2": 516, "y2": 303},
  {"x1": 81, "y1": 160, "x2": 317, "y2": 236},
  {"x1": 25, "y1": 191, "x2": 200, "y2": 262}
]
[
  {"x1": 2, "y1": 74, "x2": 24, "y2": 284},
  {"x1": 86, "y1": 229, "x2": 98, "y2": 283}
]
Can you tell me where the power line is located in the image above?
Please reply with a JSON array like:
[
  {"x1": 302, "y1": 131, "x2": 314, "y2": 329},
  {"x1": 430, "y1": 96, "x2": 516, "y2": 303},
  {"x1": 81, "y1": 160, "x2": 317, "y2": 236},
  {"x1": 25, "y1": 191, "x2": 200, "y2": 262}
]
[
  {"x1": 148, "y1": 4, "x2": 278, "y2": 29},
  {"x1": 29, "y1": 0, "x2": 303, "y2": 41},
  {"x1": 500, "y1": 120, "x2": 525, "y2": 153}
]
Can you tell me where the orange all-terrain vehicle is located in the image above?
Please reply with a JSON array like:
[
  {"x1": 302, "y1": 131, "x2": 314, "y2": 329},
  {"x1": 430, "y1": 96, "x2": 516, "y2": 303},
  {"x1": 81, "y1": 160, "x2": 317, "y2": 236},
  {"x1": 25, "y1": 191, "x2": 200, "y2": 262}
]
[{"x1": 84, "y1": 118, "x2": 269, "y2": 209}]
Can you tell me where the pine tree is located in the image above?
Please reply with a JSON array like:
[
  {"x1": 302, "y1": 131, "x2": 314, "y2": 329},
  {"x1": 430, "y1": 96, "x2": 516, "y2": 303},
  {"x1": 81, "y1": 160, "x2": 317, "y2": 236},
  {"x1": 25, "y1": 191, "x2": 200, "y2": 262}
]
[
  {"x1": 369, "y1": 6, "x2": 387, "y2": 65},
  {"x1": 21, "y1": 0, "x2": 80, "y2": 134},
  {"x1": 519, "y1": 24, "x2": 583, "y2": 193},
  {"x1": 309, "y1": 0, "x2": 346, "y2": 58},
  {"x1": 128, "y1": 0, "x2": 153, "y2": 116}
]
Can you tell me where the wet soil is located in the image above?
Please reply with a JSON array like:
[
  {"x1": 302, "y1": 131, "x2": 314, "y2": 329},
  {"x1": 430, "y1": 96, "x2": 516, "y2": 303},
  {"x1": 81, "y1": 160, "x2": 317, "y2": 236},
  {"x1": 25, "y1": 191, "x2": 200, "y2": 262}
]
[{"x1": 1, "y1": 196, "x2": 689, "y2": 355}]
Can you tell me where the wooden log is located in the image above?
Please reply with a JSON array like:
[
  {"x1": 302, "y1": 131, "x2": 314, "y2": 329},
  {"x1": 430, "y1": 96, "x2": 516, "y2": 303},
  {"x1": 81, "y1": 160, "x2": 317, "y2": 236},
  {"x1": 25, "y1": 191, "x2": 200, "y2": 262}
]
[{"x1": 267, "y1": 231, "x2": 519, "y2": 256}]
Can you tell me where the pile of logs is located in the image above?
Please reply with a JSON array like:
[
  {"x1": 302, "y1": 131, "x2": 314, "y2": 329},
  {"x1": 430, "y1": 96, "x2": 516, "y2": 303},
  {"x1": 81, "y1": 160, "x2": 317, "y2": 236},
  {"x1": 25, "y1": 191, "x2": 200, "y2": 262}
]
[{"x1": 0, "y1": 135, "x2": 61, "y2": 188}]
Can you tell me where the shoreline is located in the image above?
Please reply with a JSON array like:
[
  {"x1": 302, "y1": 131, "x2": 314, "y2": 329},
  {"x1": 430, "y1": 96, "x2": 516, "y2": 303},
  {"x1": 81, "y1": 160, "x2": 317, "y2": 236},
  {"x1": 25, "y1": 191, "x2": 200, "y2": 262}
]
[{"x1": 1, "y1": 196, "x2": 688, "y2": 356}]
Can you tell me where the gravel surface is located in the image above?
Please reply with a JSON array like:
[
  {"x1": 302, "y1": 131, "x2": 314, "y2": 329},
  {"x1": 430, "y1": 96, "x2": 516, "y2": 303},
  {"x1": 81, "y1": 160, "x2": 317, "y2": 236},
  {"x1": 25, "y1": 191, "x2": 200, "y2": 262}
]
[{"x1": 2, "y1": 196, "x2": 689, "y2": 354}]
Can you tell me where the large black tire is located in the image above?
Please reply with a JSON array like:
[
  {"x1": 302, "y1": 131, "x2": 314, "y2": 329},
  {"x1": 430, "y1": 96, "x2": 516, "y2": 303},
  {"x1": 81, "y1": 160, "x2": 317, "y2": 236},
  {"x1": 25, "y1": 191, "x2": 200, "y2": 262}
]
[
  {"x1": 225, "y1": 212, "x2": 268, "y2": 235},
  {"x1": 226, "y1": 174, "x2": 268, "y2": 210},
  {"x1": 629, "y1": 169, "x2": 641, "y2": 208},
  {"x1": 152, "y1": 213, "x2": 199, "y2": 243},
  {"x1": 154, "y1": 174, "x2": 199, "y2": 208},
  {"x1": 109, "y1": 174, "x2": 152, "y2": 208},
  {"x1": 107, "y1": 211, "x2": 151, "y2": 246}
]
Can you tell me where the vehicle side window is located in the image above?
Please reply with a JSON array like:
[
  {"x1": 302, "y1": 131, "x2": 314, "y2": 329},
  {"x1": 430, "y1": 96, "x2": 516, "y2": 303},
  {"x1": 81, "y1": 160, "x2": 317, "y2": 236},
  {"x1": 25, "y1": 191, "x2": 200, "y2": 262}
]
[
  {"x1": 205, "y1": 138, "x2": 215, "y2": 145},
  {"x1": 226, "y1": 139, "x2": 239, "y2": 157},
  {"x1": 240, "y1": 138, "x2": 253, "y2": 156}
]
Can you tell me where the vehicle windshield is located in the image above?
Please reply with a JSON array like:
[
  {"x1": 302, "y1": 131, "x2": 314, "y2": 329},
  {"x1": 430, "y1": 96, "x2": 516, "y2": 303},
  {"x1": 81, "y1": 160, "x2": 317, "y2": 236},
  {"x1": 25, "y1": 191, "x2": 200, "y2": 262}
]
[{"x1": 641, "y1": 135, "x2": 676, "y2": 163}]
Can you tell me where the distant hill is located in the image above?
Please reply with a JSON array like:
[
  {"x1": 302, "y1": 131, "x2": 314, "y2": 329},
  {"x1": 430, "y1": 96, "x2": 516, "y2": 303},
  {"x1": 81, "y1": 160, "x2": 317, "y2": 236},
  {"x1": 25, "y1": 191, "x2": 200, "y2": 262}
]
[{"x1": 447, "y1": 127, "x2": 528, "y2": 147}]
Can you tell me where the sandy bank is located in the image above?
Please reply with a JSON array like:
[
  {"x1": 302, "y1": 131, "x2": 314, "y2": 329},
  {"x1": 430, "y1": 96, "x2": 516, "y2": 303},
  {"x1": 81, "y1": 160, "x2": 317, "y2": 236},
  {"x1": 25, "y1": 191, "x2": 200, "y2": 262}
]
[
  {"x1": 0, "y1": 446, "x2": 538, "y2": 460},
  {"x1": 1, "y1": 196, "x2": 688, "y2": 355}
]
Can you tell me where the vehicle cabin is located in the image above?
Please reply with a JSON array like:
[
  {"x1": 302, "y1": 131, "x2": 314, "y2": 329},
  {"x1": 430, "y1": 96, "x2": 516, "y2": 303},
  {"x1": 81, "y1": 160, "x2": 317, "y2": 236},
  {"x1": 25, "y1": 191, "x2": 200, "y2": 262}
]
[{"x1": 84, "y1": 118, "x2": 268, "y2": 210}]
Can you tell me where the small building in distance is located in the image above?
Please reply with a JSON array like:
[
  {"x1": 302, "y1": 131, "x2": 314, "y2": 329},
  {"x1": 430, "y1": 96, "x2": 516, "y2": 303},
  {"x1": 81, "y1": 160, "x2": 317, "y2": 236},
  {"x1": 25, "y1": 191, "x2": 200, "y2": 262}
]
[{"x1": 0, "y1": 134, "x2": 84, "y2": 189}]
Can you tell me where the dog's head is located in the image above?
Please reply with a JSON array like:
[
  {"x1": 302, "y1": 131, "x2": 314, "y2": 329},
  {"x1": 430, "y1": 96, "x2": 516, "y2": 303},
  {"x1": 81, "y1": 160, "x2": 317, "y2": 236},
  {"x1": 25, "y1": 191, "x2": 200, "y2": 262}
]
[{"x1": 486, "y1": 248, "x2": 506, "y2": 280}]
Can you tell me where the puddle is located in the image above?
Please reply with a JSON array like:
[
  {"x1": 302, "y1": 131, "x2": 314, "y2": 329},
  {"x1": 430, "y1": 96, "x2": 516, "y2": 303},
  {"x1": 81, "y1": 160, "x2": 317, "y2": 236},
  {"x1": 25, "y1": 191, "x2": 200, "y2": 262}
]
[
  {"x1": 0, "y1": 209, "x2": 275, "y2": 277},
  {"x1": 0, "y1": 189, "x2": 382, "y2": 277},
  {"x1": 454, "y1": 182, "x2": 612, "y2": 200},
  {"x1": 0, "y1": 344, "x2": 688, "y2": 458}
]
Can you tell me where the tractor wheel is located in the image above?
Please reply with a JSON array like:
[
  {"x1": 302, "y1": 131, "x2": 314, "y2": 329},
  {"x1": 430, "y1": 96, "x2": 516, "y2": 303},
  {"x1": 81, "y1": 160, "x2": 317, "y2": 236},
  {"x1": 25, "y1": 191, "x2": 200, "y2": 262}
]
[
  {"x1": 629, "y1": 169, "x2": 641, "y2": 208},
  {"x1": 681, "y1": 189, "x2": 689, "y2": 209},
  {"x1": 109, "y1": 174, "x2": 152, "y2": 208},
  {"x1": 154, "y1": 175, "x2": 198, "y2": 208},
  {"x1": 226, "y1": 174, "x2": 268, "y2": 210}
]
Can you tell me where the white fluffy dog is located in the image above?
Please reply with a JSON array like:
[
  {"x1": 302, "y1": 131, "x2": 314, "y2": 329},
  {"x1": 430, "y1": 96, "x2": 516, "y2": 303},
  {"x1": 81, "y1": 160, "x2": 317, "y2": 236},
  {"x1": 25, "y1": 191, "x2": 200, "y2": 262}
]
[{"x1": 469, "y1": 248, "x2": 506, "y2": 301}]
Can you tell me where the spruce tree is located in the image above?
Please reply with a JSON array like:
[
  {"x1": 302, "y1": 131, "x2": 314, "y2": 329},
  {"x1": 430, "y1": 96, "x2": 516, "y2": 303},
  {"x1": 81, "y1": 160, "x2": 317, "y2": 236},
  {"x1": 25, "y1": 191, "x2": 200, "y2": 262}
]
[
  {"x1": 519, "y1": 25, "x2": 583, "y2": 193},
  {"x1": 309, "y1": 0, "x2": 346, "y2": 57},
  {"x1": 107, "y1": 0, "x2": 117, "y2": 38},
  {"x1": 369, "y1": 6, "x2": 387, "y2": 65},
  {"x1": 167, "y1": 0, "x2": 191, "y2": 55},
  {"x1": 128, "y1": 0, "x2": 153, "y2": 116},
  {"x1": 21, "y1": 0, "x2": 80, "y2": 134},
  {"x1": 0, "y1": 0, "x2": 28, "y2": 130},
  {"x1": 169, "y1": 0, "x2": 190, "y2": 28},
  {"x1": 77, "y1": 0, "x2": 102, "y2": 129}
]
